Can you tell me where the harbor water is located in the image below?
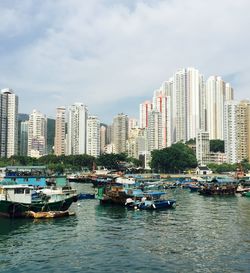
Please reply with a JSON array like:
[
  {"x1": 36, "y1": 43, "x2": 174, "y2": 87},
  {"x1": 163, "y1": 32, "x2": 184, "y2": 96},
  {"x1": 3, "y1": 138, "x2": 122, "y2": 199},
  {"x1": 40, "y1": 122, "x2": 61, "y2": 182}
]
[{"x1": 0, "y1": 183, "x2": 249, "y2": 273}]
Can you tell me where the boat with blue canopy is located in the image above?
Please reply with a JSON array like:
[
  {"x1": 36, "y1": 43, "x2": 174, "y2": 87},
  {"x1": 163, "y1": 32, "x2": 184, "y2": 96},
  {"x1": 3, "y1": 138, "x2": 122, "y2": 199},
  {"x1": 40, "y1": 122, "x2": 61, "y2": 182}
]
[{"x1": 125, "y1": 191, "x2": 176, "y2": 210}]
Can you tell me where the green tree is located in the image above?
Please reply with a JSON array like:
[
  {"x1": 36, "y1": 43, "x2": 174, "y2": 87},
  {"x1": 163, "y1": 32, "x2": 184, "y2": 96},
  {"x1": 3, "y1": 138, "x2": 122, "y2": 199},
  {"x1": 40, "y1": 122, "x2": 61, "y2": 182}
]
[
  {"x1": 185, "y1": 138, "x2": 196, "y2": 145},
  {"x1": 210, "y1": 139, "x2": 224, "y2": 153},
  {"x1": 150, "y1": 142, "x2": 197, "y2": 173},
  {"x1": 96, "y1": 153, "x2": 120, "y2": 169},
  {"x1": 207, "y1": 163, "x2": 235, "y2": 174}
]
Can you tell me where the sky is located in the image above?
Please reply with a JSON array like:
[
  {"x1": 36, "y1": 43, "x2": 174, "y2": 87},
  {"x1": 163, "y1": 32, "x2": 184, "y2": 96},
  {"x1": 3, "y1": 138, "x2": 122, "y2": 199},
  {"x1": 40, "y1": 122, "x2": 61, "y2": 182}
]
[{"x1": 0, "y1": 0, "x2": 250, "y2": 124}]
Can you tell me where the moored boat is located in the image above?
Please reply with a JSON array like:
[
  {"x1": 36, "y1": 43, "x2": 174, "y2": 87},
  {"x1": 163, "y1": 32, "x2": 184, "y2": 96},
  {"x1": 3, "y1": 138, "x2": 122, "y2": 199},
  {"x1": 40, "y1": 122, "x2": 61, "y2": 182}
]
[
  {"x1": 189, "y1": 184, "x2": 201, "y2": 192},
  {"x1": 96, "y1": 177, "x2": 142, "y2": 205},
  {"x1": 0, "y1": 184, "x2": 78, "y2": 218},
  {"x1": 198, "y1": 176, "x2": 238, "y2": 196},
  {"x1": 126, "y1": 191, "x2": 176, "y2": 210}
]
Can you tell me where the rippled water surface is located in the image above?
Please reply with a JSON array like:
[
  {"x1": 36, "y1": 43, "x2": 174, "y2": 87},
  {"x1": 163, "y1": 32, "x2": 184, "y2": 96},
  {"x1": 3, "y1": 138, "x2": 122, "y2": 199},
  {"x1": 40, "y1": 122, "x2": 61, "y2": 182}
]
[{"x1": 0, "y1": 184, "x2": 249, "y2": 273}]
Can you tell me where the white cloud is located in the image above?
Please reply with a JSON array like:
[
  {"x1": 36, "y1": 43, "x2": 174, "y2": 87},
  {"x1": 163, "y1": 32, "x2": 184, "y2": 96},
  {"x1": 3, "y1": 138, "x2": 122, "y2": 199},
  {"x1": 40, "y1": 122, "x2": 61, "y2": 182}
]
[{"x1": 0, "y1": 0, "x2": 250, "y2": 122}]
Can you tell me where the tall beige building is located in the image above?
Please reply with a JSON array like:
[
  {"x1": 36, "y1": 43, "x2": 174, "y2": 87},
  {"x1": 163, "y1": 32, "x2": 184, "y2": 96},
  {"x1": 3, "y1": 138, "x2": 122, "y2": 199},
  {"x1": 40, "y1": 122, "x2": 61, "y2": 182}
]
[
  {"x1": 206, "y1": 76, "x2": 233, "y2": 140},
  {"x1": 224, "y1": 100, "x2": 250, "y2": 163},
  {"x1": 147, "y1": 110, "x2": 162, "y2": 152},
  {"x1": 54, "y1": 106, "x2": 66, "y2": 156},
  {"x1": 0, "y1": 88, "x2": 18, "y2": 158},
  {"x1": 128, "y1": 118, "x2": 138, "y2": 133},
  {"x1": 127, "y1": 128, "x2": 147, "y2": 159},
  {"x1": 196, "y1": 130, "x2": 210, "y2": 166},
  {"x1": 112, "y1": 113, "x2": 128, "y2": 154},
  {"x1": 237, "y1": 100, "x2": 250, "y2": 162},
  {"x1": 28, "y1": 109, "x2": 47, "y2": 158},
  {"x1": 87, "y1": 116, "x2": 100, "y2": 157}
]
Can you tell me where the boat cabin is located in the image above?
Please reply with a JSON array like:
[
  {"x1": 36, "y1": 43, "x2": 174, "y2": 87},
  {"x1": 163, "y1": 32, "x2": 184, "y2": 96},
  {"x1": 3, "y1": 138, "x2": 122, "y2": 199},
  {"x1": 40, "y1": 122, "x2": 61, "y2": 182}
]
[{"x1": 0, "y1": 185, "x2": 32, "y2": 204}]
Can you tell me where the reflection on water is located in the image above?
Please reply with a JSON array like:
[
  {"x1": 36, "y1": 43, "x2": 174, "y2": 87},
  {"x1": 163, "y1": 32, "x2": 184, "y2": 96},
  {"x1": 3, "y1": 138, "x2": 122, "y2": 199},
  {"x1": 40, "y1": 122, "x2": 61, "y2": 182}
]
[
  {"x1": 0, "y1": 184, "x2": 249, "y2": 273},
  {"x1": 0, "y1": 218, "x2": 32, "y2": 236}
]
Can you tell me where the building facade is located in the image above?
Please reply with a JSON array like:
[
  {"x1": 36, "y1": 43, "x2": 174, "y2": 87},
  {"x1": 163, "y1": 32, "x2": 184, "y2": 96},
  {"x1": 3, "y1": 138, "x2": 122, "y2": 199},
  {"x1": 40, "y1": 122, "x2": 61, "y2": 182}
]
[
  {"x1": 224, "y1": 101, "x2": 238, "y2": 163},
  {"x1": 153, "y1": 93, "x2": 171, "y2": 148},
  {"x1": 196, "y1": 130, "x2": 210, "y2": 166},
  {"x1": 139, "y1": 100, "x2": 152, "y2": 129},
  {"x1": 236, "y1": 100, "x2": 250, "y2": 162},
  {"x1": 28, "y1": 109, "x2": 47, "y2": 158},
  {"x1": 67, "y1": 103, "x2": 88, "y2": 155},
  {"x1": 206, "y1": 76, "x2": 233, "y2": 140},
  {"x1": 87, "y1": 116, "x2": 100, "y2": 157},
  {"x1": 127, "y1": 128, "x2": 147, "y2": 159},
  {"x1": 0, "y1": 88, "x2": 18, "y2": 158},
  {"x1": 54, "y1": 106, "x2": 66, "y2": 156},
  {"x1": 112, "y1": 113, "x2": 128, "y2": 154},
  {"x1": 147, "y1": 110, "x2": 162, "y2": 152}
]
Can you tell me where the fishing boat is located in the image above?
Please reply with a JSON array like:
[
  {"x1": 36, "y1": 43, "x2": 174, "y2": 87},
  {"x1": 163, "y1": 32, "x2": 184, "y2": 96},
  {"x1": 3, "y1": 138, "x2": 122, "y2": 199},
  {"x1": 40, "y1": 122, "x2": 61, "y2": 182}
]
[
  {"x1": 91, "y1": 176, "x2": 114, "y2": 187},
  {"x1": 96, "y1": 177, "x2": 142, "y2": 205},
  {"x1": 67, "y1": 173, "x2": 93, "y2": 183},
  {"x1": 0, "y1": 184, "x2": 78, "y2": 218},
  {"x1": 126, "y1": 191, "x2": 176, "y2": 210},
  {"x1": 188, "y1": 184, "x2": 201, "y2": 192},
  {"x1": 198, "y1": 176, "x2": 238, "y2": 196}
]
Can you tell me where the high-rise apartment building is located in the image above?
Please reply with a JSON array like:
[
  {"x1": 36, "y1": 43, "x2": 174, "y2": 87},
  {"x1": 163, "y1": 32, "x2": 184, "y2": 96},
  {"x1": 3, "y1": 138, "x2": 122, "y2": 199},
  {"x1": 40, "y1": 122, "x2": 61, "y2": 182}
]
[
  {"x1": 172, "y1": 68, "x2": 205, "y2": 143},
  {"x1": 54, "y1": 106, "x2": 66, "y2": 156},
  {"x1": 236, "y1": 100, "x2": 250, "y2": 162},
  {"x1": 224, "y1": 101, "x2": 238, "y2": 163},
  {"x1": 153, "y1": 68, "x2": 205, "y2": 145},
  {"x1": 206, "y1": 76, "x2": 233, "y2": 140},
  {"x1": 147, "y1": 110, "x2": 162, "y2": 152},
  {"x1": 112, "y1": 113, "x2": 128, "y2": 154},
  {"x1": 128, "y1": 118, "x2": 138, "y2": 133},
  {"x1": 127, "y1": 128, "x2": 147, "y2": 159},
  {"x1": 67, "y1": 103, "x2": 88, "y2": 155},
  {"x1": 0, "y1": 88, "x2": 18, "y2": 158},
  {"x1": 153, "y1": 93, "x2": 171, "y2": 147},
  {"x1": 28, "y1": 109, "x2": 47, "y2": 158},
  {"x1": 139, "y1": 100, "x2": 152, "y2": 128},
  {"x1": 87, "y1": 116, "x2": 100, "y2": 157}
]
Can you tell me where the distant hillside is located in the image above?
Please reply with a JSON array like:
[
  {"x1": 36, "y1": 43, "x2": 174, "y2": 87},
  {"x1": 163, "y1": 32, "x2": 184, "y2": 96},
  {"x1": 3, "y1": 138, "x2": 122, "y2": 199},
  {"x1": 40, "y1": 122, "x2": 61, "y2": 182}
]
[
  {"x1": 47, "y1": 118, "x2": 55, "y2": 154},
  {"x1": 18, "y1": 113, "x2": 29, "y2": 121}
]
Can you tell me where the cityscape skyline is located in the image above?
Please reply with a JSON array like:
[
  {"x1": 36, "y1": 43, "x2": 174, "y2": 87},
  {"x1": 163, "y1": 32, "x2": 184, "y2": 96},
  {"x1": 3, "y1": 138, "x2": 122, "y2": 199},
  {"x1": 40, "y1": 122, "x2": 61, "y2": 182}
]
[
  {"x1": 0, "y1": 1, "x2": 250, "y2": 123},
  {"x1": 8, "y1": 67, "x2": 237, "y2": 126},
  {"x1": 1, "y1": 65, "x2": 250, "y2": 167}
]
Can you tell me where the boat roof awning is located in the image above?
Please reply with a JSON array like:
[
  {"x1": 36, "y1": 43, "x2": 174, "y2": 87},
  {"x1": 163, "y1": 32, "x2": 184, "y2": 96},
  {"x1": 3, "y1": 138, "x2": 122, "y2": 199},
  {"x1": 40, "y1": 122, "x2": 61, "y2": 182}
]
[
  {"x1": 211, "y1": 177, "x2": 237, "y2": 183},
  {"x1": 1, "y1": 184, "x2": 31, "y2": 189}
]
